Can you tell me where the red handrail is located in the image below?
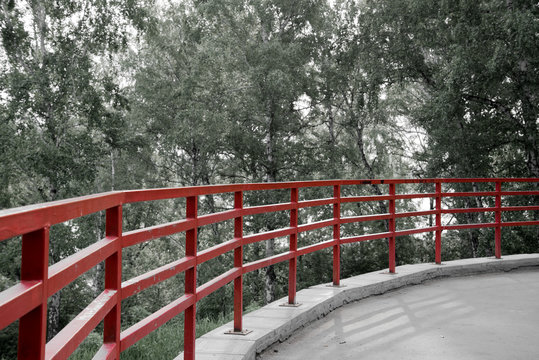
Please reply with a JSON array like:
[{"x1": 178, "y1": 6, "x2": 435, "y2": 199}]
[{"x1": 0, "y1": 178, "x2": 538, "y2": 359}]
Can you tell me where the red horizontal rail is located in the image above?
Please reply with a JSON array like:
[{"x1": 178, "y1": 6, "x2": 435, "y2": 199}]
[
  {"x1": 442, "y1": 221, "x2": 539, "y2": 231},
  {"x1": 242, "y1": 202, "x2": 295, "y2": 216},
  {"x1": 395, "y1": 193, "x2": 436, "y2": 200},
  {"x1": 122, "y1": 218, "x2": 196, "y2": 248},
  {"x1": 0, "y1": 178, "x2": 535, "y2": 236},
  {"x1": 0, "y1": 192, "x2": 124, "y2": 242},
  {"x1": 297, "y1": 239, "x2": 336, "y2": 257},
  {"x1": 197, "y1": 209, "x2": 240, "y2": 227},
  {"x1": 442, "y1": 191, "x2": 497, "y2": 197},
  {"x1": 500, "y1": 220, "x2": 539, "y2": 227},
  {"x1": 445, "y1": 178, "x2": 538, "y2": 182},
  {"x1": 444, "y1": 222, "x2": 497, "y2": 230},
  {"x1": 442, "y1": 190, "x2": 539, "y2": 198},
  {"x1": 197, "y1": 239, "x2": 239, "y2": 264},
  {"x1": 341, "y1": 214, "x2": 392, "y2": 223},
  {"x1": 340, "y1": 226, "x2": 439, "y2": 244},
  {"x1": 394, "y1": 226, "x2": 438, "y2": 237},
  {"x1": 243, "y1": 251, "x2": 294, "y2": 273},
  {"x1": 121, "y1": 256, "x2": 196, "y2": 299},
  {"x1": 242, "y1": 227, "x2": 295, "y2": 245},
  {"x1": 500, "y1": 190, "x2": 539, "y2": 196},
  {"x1": 297, "y1": 198, "x2": 336, "y2": 208},
  {"x1": 341, "y1": 231, "x2": 392, "y2": 244},
  {"x1": 196, "y1": 268, "x2": 241, "y2": 300},
  {"x1": 443, "y1": 206, "x2": 539, "y2": 214},
  {"x1": 341, "y1": 195, "x2": 392, "y2": 203},
  {"x1": 442, "y1": 207, "x2": 497, "y2": 214},
  {"x1": 120, "y1": 294, "x2": 196, "y2": 352},
  {"x1": 0, "y1": 281, "x2": 42, "y2": 330},
  {"x1": 0, "y1": 178, "x2": 537, "y2": 360},
  {"x1": 45, "y1": 290, "x2": 117, "y2": 359},
  {"x1": 122, "y1": 179, "x2": 497, "y2": 204},
  {"x1": 297, "y1": 219, "x2": 337, "y2": 233},
  {"x1": 501, "y1": 206, "x2": 539, "y2": 212},
  {"x1": 47, "y1": 237, "x2": 119, "y2": 297},
  {"x1": 395, "y1": 209, "x2": 438, "y2": 218},
  {"x1": 93, "y1": 343, "x2": 116, "y2": 360}
]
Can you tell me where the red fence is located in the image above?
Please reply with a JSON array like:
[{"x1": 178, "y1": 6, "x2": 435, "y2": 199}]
[{"x1": 0, "y1": 178, "x2": 538, "y2": 359}]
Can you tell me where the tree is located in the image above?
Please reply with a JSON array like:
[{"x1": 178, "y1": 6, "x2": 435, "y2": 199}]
[
  {"x1": 359, "y1": 0, "x2": 538, "y2": 178},
  {"x1": 358, "y1": 0, "x2": 538, "y2": 256},
  {"x1": 0, "y1": 0, "x2": 153, "y2": 340},
  {"x1": 217, "y1": 0, "x2": 329, "y2": 303}
]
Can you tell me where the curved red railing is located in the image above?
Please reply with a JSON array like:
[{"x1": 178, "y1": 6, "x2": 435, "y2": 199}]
[{"x1": 0, "y1": 178, "x2": 538, "y2": 359}]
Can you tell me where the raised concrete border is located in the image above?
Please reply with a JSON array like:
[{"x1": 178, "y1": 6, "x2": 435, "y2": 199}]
[{"x1": 176, "y1": 254, "x2": 539, "y2": 360}]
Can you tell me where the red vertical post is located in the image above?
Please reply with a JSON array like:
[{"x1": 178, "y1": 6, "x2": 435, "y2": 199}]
[
  {"x1": 184, "y1": 196, "x2": 198, "y2": 360},
  {"x1": 18, "y1": 227, "x2": 49, "y2": 360},
  {"x1": 103, "y1": 205, "x2": 122, "y2": 359},
  {"x1": 288, "y1": 188, "x2": 299, "y2": 304},
  {"x1": 495, "y1": 181, "x2": 502, "y2": 259},
  {"x1": 435, "y1": 182, "x2": 442, "y2": 264},
  {"x1": 332, "y1": 185, "x2": 341, "y2": 286},
  {"x1": 233, "y1": 191, "x2": 244, "y2": 331},
  {"x1": 388, "y1": 184, "x2": 396, "y2": 273}
]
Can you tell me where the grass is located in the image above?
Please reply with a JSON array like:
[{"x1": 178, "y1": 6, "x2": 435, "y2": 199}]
[{"x1": 69, "y1": 312, "x2": 234, "y2": 359}]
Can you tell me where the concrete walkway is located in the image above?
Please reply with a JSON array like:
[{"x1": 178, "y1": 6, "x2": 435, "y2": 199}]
[
  {"x1": 178, "y1": 254, "x2": 539, "y2": 360},
  {"x1": 258, "y1": 268, "x2": 539, "y2": 360}
]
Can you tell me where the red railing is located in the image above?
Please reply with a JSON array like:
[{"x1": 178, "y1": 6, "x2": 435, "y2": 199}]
[{"x1": 0, "y1": 178, "x2": 538, "y2": 359}]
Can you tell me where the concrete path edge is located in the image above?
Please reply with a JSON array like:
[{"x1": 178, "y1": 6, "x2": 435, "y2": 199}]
[{"x1": 176, "y1": 254, "x2": 539, "y2": 360}]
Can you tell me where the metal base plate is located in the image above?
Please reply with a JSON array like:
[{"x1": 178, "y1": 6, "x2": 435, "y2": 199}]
[
  {"x1": 279, "y1": 302, "x2": 302, "y2": 307},
  {"x1": 326, "y1": 284, "x2": 347, "y2": 288},
  {"x1": 380, "y1": 271, "x2": 398, "y2": 275},
  {"x1": 224, "y1": 329, "x2": 253, "y2": 336}
]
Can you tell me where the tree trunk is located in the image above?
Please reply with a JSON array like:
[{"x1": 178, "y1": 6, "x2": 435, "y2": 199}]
[
  {"x1": 31, "y1": 0, "x2": 47, "y2": 65},
  {"x1": 111, "y1": 150, "x2": 115, "y2": 191},
  {"x1": 47, "y1": 292, "x2": 61, "y2": 341},
  {"x1": 264, "y1": 98, "x2": 277, "y2": 304},
  {"x1": 354, "y1": 120, "x2": 396, "y2": 267},
  {"x1": 355, "y1": 122, "x2": 389, "y2": 218},
  {"x1": 93, "y1": 213, "x2": 104, "y2": 297},
  {"x1": 522, "y1": 93, "x2": 539, "y2": 178},
  {"x1": 429, "y1": 196, "x2": 434, "y2": 242},
  {"x1": 326, "y1": 101, "x2": 340, "y2": 178},
  {"x1": 46, "y1": 184, "x2": 62, "y2": 340},
  {"x1": 260, "y1": 16, "x2": 277, "y2": 303},
  {"x1": 264, "y1": 238, "x2": 276, "y2": 303},
  {"x1": 47, "y1": 226, "x2": 62, "y2": 340},
  {"x1": 464, "y1": 196, "x2": 480, "y2": 258}
]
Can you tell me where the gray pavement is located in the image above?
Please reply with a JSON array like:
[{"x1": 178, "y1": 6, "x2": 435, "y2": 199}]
[
  {"x1": 177, "y1": 255, "x2": 539, "y2": 360},
  {"x1": 258, "y1": 269, "x2": 539, "y2": 360}
]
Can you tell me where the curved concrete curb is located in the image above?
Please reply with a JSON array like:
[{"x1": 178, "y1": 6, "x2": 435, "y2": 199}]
[{"x1": 177, "y1": 254, "x2": 539, "y2": 360}]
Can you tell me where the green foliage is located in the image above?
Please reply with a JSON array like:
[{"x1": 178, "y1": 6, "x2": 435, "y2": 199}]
[
  {"x1": 0, "y1": 0, "x2": 537, "y2": 358},
  {"x1": 0, "y1": 0, "x2": 157, "y2": 343},
  {"x1": 69, "y1": 313, "x2": 234, "y2": 359},
  {"x1": 360, "y1": 0, "x2": 538, "y2": 178}
]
